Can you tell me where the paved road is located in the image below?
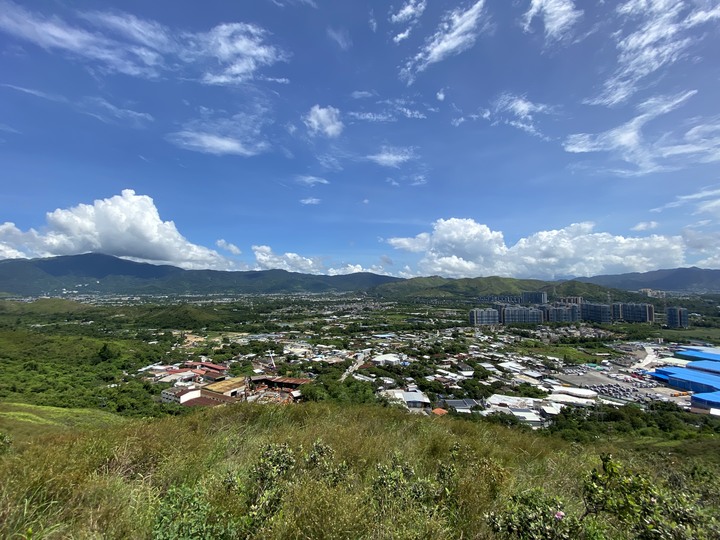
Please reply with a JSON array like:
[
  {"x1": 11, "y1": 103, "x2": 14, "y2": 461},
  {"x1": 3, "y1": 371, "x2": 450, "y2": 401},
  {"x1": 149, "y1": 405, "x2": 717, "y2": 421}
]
[{"x1": 340, "y1": 353, "x2": 365, "y2": 382}]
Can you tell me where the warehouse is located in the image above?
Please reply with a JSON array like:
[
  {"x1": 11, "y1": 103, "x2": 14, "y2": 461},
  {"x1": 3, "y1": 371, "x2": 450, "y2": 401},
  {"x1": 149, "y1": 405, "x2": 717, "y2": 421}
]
[
  {"x1": 675, "y1": 348, "x2": 720, "y2": 363},
  {"x1": 652, "y1": 366, "x2": 720, "y2": 394},
  {"x1": 691, "y1": 391, "x2": 720, "y2": 412}
]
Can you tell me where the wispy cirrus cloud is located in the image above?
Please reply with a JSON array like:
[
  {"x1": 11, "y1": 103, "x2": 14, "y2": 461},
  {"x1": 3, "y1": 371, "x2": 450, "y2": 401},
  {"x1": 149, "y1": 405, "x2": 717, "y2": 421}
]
[
  {"x1": 401, "y1": 0, "x2": 488, "y2": 84},
  {"x1": 0, "y1": 1, "x2": 288, "y2": 85},
  {"x1": 296, "y1": 175, "x2": 329, "y2": 186},
  {"x1": 589, "y1": 0, "x2": 720, "y2": 106},
  {"x1": 521, "y1": 0, "x2": 583, "y2": 42},
  {"x1": 300, "y1": 197, "x2": 321, "y2": 205},
  {"x1": 652, "y1": 186, "x2": 720, "y2": 215},
  {"x1": 631, "y1": 221, "x2": 659, "y2": 231},
  {"x1": 327, "y1": 27, "x2": 352, "y2": 50},
  {"x1": 564, "y1": 90, "x2": 720, "y2": 175},
  {"x1": 2, "y1": 83, "x2": 153, "y2": 128},
  {"x1": 492, "y1": 93, "x2": 553, "y2": 137},
  {"x1": 167, "y1": 103, "x2": 271, "y2": 156},
  {"x1": 367, "y1": 146, "x2": 416, "y2": 168},
  {"x1": 79, "y1": 96, "x2": 154, "y2": 127}
]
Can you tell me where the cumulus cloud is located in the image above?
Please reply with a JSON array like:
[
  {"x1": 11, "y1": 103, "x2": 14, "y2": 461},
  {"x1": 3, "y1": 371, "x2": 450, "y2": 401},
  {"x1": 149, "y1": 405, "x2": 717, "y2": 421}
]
[
  {"x1": 367, "y1": 146, "x2": 416, "y2": 167},
  {"x1": 387, "y1": 217, "x2": 687, "y2": 279},
  {"x1": 0, "y1": 2, "x2": 288, "y2": 84},
  {"x1": 436, "y1": 89, "x2": 446, "y2": 101},
  {"x1": 0, "y1": 190, "x2": 233, "y2": 269},
  {"x1": 304, "y1": 105, "x2": 344, "y2": 137},
  {"x1": 401, "y1": 0, "x2": 488, "y2": 83},
  {"x1": 521, "y1": 0, "x2": 583, "y2": 42},
  {"x1": 590, "y1": 0, "x2": 720, "y2": 106},
  {"x1": 251, "y1": 245, "x2": 323, "y2": 273},
  {"x1": 216, "y1": 239, "x2": 241, "y2": 255},
  {"x1": 390, "y1": 0, "x2": 426, "y2": 43},
  {"x1": 564, "y1": 90, "x2": 720, "y2": 175}
]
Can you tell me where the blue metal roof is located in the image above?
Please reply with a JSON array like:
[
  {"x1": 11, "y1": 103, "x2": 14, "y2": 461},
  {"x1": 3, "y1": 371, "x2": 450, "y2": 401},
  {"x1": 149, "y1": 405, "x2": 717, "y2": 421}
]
[
  {"x1": 687, "y1": 360, "x2": 720, "y2": 375},
  {"x1": 691, "y1": 391, "x2": 720, "y2": 408},
  {"x1": 655, "y1": 367, "x2": 720, "y2": 391},
  {"x1": 676, "y1": 349, "x2": 720, "y2": 362}
]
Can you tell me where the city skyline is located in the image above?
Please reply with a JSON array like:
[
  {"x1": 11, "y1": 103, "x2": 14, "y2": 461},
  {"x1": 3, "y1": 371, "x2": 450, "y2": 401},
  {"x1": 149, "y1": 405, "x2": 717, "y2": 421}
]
[{"x1": 1, "y1": 0, "x2": 720, "y2": 279}]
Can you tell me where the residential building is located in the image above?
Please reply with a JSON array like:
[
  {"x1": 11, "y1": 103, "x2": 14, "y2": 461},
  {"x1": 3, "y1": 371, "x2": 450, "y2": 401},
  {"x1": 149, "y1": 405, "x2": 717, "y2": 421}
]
[
  {"x1": 521, "y1": 291, "x2": 548, "y2": 305},
  {"x1": 666, "y1": 307, "x2": 689, "y2": 328},
  {"x1": 580, "y1": 302, "x2": 612, "y2": 324},
  {"x1": 469, "y1": 308, "x2": 499, "y2": 326}
]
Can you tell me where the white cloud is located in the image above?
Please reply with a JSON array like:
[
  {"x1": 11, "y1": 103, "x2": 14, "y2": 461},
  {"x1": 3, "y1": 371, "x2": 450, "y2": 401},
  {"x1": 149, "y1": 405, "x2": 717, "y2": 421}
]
[
  {"x1": 190, "y1": 23, "x2": 289, "y2": 85},
  {"x1": 0, "y1": 83, "x2": 67, "y2": 102},
  {"x1": 391, "y1": 0, "x2": 427, "y2": 24},
  {"x1": 401, "y1": 1, "x2": 488, "y2": 83},
  {"x1": 393, "y1": 28, "x2": 412, "y2": 43},
  {"x1": 252, "y1": 245, "x2": 323, "y2": 273},
  {"x1": 631, "y1": 221, "x2": 659, "y2": 231},
  {"x1": 492, "y1": 93, "x2": 553, "y2": 137},
  {"x1": 653, "y1": 186, "x2": 720, "y2": 216},
  {"x1": 369, "y1": 10, "x2": 378, "y2": 32},
  {"x1": 388, "y1": 217, "x2": 687, "y2": 279},
  {"x1": 564, "y1": 90, "x2": 718, "y2": 175},
  {"x1": 0, "y1": 123, "x2": 19, "y2": 134},
  {"x1": 296, "y1": 175, "x2": 329, "y2": 186},
  {"x1": 79, "y1": 96, "x2": 154, "y2": 128},
  {"x1": 367, "y1": 146, "x2": 416, "y2": 167},
  {"x1": 521, "y1": 0, "x2": 583, "y2": 42},
  {"x1": 0, "y1": 2, "x2": 288, "y2": 85},
  {"x1": 0, "y1": 190, "x2": 232, "y2": 269},
  {"x1": 300, "y1": 197, "x2": 321, "y2": 205},
  {"x1": 351, "y1": 90, "x2": 375, "y2": 99},
  {"x1": 436, "y1": 89, "x2": 446, "y2": 101},
  {"x1": 167, "y1": 103, "x2": 270, "y2": 156},
  {"x1": 216, "y1": 239, "x2": 242, "y2": 255},
  {"x1": 327, "y1": 27, "x2": 352, "y2": 50},
  {"x1": 348, "y1": 111, "x2": 396, "y2": 123},
  {"x1": 590, "y1": 0, "x2": 720, "y2": 106},
  {"x1": 304, "y1": 105, "x2": 344, "y2": 137}
]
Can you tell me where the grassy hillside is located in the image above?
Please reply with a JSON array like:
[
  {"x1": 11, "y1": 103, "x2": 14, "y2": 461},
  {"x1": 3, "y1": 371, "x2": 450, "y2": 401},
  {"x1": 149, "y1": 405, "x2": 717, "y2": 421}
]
[{"x1": 1, "y1": 402, "x2": 718, "y2": 539}]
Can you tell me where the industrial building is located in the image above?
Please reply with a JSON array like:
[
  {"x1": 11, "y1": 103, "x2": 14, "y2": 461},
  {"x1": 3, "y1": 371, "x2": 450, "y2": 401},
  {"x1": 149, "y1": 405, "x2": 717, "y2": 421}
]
[{"x1": 651, "y1": 347, "x2": 720, "y2": 413}]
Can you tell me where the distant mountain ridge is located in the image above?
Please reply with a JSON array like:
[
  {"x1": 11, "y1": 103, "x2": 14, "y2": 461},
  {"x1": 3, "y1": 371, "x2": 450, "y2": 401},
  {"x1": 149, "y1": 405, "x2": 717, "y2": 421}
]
[
  {"x1": 1, "y1": 254, "x2": 719, "y2": 298},
  {"x1": 575, "y1": 267, "x2": 720, "y2": 293},
  {"x1": 0, "y1": 253, "x2": 402, "y2": 296}
]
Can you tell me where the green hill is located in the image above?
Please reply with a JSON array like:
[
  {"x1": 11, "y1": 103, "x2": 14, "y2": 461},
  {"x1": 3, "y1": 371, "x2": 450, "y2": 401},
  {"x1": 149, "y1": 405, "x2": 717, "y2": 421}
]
[
  {"x1": 371, "y1": 275, "x2": 653, "y2": 304},
  {"x1": 1, "y1": 402, "x2": 718, "y2": 539}
]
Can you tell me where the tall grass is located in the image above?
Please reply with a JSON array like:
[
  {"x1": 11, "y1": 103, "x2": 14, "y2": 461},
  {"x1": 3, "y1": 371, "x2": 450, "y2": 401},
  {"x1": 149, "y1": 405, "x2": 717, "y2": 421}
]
[{"x1": 0, "y1": 402, "x2": 716, "y2": 539}]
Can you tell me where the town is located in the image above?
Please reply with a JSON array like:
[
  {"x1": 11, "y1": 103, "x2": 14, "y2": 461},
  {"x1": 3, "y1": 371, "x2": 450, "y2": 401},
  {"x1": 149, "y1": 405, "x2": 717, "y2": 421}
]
[{"x1": 89, "y1": 290, "x2": 716, "y2": 428}]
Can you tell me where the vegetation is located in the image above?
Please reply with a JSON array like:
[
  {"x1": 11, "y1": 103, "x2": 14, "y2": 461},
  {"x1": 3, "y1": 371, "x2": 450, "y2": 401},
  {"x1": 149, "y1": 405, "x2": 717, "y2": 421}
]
[{"x1": 1, "y1": 402, "x2": 718, "y2": 539}]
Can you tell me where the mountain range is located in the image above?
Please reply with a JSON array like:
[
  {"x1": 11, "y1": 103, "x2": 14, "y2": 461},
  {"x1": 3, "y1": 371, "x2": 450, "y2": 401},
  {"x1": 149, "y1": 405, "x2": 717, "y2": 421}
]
[{"x1": 1, "y1": 253, "x2": 719, "y2": 298}]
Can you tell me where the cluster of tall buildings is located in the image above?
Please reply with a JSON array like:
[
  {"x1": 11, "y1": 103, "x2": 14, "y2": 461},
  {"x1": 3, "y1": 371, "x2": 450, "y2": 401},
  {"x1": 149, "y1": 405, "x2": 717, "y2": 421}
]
[{"x1": 469, "y1": 292, "x2": 688, "y2": 328}]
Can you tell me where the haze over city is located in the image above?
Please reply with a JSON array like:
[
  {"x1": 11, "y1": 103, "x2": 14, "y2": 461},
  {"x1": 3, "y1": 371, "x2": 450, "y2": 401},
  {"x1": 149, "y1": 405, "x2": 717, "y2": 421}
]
[{"x1": 1, "y1": 0, "x2": 720, "y2": 279}]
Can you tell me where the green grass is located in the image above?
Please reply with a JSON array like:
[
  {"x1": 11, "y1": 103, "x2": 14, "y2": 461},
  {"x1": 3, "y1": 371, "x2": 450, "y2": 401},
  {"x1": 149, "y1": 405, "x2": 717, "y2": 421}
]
[
  {"x1": 0, "y1": 402, "x2": 126, "y2": 444},
  {"x1": 1, "y1": 402, "x2": 717, "y2": 539},
  {"x1": 660, "y1": 327, "x2": 720, "y2": 345}
]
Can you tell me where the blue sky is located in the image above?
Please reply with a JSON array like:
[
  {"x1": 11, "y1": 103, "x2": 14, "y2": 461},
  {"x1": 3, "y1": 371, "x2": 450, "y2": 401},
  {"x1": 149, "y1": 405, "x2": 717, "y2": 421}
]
[{"x1": 1, "y1": 0, "x2": 719, "y2": 279}]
